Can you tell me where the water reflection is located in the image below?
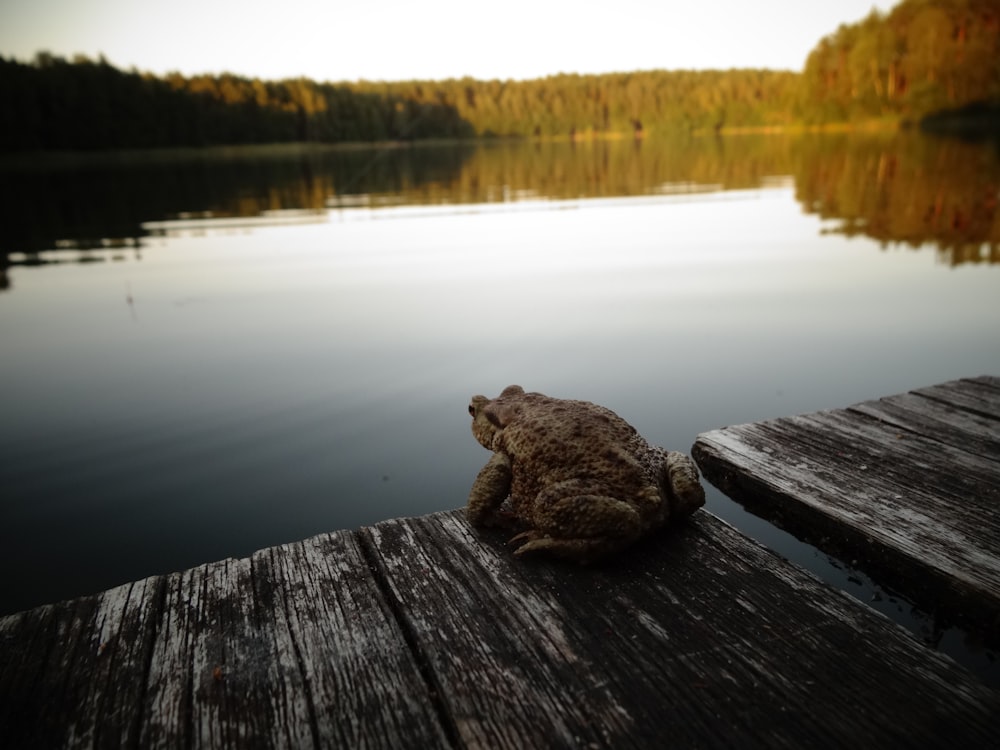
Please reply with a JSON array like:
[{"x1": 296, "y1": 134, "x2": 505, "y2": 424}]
[
  {"x1": 1, "y1": 133, "x2": 997, "y2": 287},
  {"x1": 793, "y1": 134, "x2": 1000, "y2": 266},
  {"x1": 0, "y1": 142, "x2": 475, "y2": 266}
]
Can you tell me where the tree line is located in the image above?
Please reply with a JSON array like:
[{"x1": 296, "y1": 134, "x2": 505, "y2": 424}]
[
  {"x1": 0, "y1": 0, "x2": 996, "y2": 152},
  {"x1": 0, "y1": 56, "x2": 799, "y2": 151},
  {"x1": 800, "y1": 0, "x2": 999, "y2": 124}
]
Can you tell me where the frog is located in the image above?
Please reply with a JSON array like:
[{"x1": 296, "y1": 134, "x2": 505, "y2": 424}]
[{"x1": 466, "y1": 385, "x2": 705, "y2": 563}]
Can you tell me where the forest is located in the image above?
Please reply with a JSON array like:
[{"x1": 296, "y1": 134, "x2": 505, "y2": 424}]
[
  {"x1": 799, "y1": 0, "x2": 999, "y2": 123},
  {"x1": 0, "y1": 0, "x2": 997, "y2": 152}
]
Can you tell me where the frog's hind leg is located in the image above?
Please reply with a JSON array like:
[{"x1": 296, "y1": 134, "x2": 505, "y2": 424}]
[
  {"x1": 663, "y1": 450, "x2": 706, "y2": 518},
  {"x1": 511, "y1": 493, "x2": 643, "y2": 564}
]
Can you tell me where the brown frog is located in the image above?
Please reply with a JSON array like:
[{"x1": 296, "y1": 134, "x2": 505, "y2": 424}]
[{"x1": 466, "y1": 385, "x2": 705, "y2": 563}]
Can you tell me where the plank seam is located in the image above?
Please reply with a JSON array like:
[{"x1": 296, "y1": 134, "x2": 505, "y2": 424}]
[
  {"x1": 259, "y1": 548, "x2": 323, "y2": 750},
  {"x1": 354, "y1": 529, "x2": 461, "y2": 750},
  {"x1": 844, "y1": 398, "x2": 1000, "y2": 462},
  {"x1": 185, "y1": 573, "x2": 203, "y2": 750},
  {"x1": 912, "y1": 388, "x2": 1000, "y2": 423},
  {"x1": 964, "y1": 375, "x2": 1000, "y2": 394}
]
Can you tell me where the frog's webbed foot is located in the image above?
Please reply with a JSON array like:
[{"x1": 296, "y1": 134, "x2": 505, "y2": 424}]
[
  {"x1": 509, "y1": 532, "x2": 624, "y2": 564},
  {"x1": 507, "y1": 529, "x2": 542, "y2": 547}
]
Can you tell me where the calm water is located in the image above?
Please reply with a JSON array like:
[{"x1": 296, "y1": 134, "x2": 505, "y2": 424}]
[{"x1": 1, "y1": 134, "x2": 998, "y2": 681}]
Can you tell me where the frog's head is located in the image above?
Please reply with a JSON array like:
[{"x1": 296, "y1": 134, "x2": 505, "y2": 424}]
[
  {"x1": 469, "y1": 394, "x2": 500, "y2": 449},
  {"x1": 468, "y1": 385, "x2": 524, "y2": 450}
]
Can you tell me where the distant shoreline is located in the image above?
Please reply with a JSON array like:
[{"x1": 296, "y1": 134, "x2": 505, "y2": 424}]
[{"x1": 3, "y1": 112, "x2": 994, "y2": 169}]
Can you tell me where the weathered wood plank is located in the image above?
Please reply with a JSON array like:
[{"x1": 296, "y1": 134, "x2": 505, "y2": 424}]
[
  {"x1": 364, "y1": 510, "x2": 1000, "y2": 748},
  {"x1": 849, "y1": 390, "x2": 1000, "y2": 460},
  {"x1": 692, "y1": 377, "x2": 1000, "y2": 634},
  {"x1": 975, "y1": 374, "x2": 1000, "y2": 391},
  {"x1": 251, "y1": 532, "x2": 451, "y2": 748},
  {"x1": 0, "y1": 575, "x2": 163, "y2": 748},
  {"x1": 362, "y1": 513, "x2": 637, "y2": 748},
  {"x1": 78, "y1": 576, "x2": 165, "y2": 748},
  {"x1": 1, "y1": 529, "x2": 450, "y2": 749},
  {"x1": 4, "y1": 505, "x2": 1000, "y2": 748},
  {"x1": 130, "y1": 556, "x2": 276, "y2": 748},
  {"x1": 913, "y1": 376, "x2": 1000, "y2": 419},
  {"x1": 137, "y1": 532, "x2": 450, "y2": 749}
]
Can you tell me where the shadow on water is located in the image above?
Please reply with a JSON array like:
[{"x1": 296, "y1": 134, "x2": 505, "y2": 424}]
[{"x1": 1, "y1": 132, "x2": 998, "y2": 284}]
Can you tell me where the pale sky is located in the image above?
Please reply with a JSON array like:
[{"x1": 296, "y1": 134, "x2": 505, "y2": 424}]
[{"x1": 1, "y1": 0, "x2": 894, "y2": 82}]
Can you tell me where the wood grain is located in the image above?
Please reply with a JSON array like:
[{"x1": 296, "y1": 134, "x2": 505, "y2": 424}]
[
  {"x1": 363, "y1": 511, "x2": 1000, "y2": 748},
  {"x1": 3, "y1": 510, "x2": 999, "y2": 748}
]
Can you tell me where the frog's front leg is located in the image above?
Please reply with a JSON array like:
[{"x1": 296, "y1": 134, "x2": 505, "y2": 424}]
[{"x1": 466, "y1": 452, "x2": 514, "y2": 528}]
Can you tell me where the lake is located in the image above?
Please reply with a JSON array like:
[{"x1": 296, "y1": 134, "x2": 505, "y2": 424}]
[{"x1": 1, "y1": 133, "x2": 998, "y2": 680}]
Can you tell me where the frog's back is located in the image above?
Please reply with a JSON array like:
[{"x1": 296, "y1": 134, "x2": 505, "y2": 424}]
[{"x1": 497, "y1": 391, "x2": 660, "y2": 492}]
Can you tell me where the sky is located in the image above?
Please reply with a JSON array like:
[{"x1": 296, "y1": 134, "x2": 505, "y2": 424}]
[{"x1": 1, "y1": 0, "x2": 895, "y2": 83}]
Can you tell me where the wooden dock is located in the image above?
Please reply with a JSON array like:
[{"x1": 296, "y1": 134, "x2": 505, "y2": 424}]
[
  {"x1": 693, "y1": 375, "x2": 1000, "y2": 637},
  {"x1": 2, "y1": 518, "x2": 998, "y2": 747},
  {"x1": 3, "y1": 377, "x2": 1000, "y2": 748}
]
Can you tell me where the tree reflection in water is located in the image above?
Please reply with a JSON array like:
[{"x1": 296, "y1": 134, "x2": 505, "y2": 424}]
[{"x1": 1, "y1": 132, "x2": 996, "y2": 281}]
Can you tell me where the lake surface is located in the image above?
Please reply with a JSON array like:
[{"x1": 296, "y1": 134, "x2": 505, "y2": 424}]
[{"x1": 1, "y1": 133, "x2": 998, "y2": 681}]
